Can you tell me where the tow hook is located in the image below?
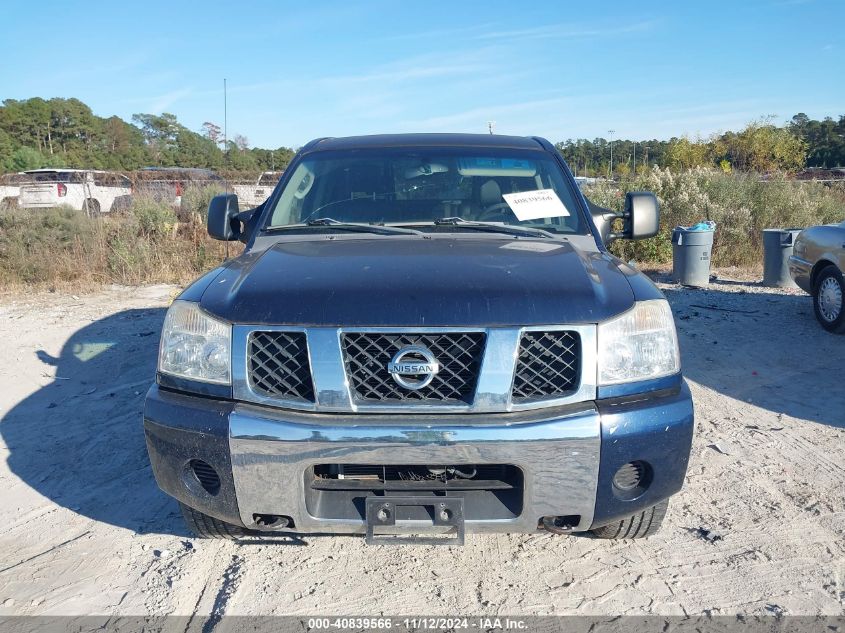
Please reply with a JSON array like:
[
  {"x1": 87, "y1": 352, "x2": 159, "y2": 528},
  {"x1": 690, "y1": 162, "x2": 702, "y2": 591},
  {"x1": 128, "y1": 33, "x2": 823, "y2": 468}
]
[{"x1": 542, "y1": 515, "x2": 579, "y2": 534}]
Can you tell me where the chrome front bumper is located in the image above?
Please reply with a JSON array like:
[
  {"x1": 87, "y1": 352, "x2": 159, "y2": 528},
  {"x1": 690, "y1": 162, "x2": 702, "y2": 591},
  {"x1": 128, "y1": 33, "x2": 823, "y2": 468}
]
[{"x1": 228, "y1": 403, "x2": 601, "y2": 533}]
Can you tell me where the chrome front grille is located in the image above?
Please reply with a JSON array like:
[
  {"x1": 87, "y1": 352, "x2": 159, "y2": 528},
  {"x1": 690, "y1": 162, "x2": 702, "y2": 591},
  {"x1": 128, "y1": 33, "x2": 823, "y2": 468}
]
[
  {"x1": 233, "y1": 325, "x2": 596, "y2": 413},
  {"x1": 247, "y1": 331, "x2": 314, "y2": 401},
  {"x1": 342, "y1": 332, "x2": 485, "y2": 402},
  {"x1": 512, "y1": 331, "x2": 581, "y2": 402}
]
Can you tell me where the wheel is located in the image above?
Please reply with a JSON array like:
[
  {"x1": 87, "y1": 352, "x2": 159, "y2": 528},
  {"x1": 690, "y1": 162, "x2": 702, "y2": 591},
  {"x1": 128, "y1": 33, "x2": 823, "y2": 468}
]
[
  {"x1": 813, "y1": 266, "x2": 845, "y2": 334},
  {"x1": 179, "y1": 502, "x2": 247, "y2": 539},
  {"x1": 83, "y1": 199, "x2": 101, "y2": 215},
  {"x1": 590, "y1": 499, "x2": 669, "y2": 539}
]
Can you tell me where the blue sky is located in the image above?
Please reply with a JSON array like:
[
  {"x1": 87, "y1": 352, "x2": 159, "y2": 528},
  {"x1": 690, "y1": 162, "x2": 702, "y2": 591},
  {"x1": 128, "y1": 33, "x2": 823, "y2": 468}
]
[{"x1": 2, "y1": 0, "x2": 843, "y2": 148}]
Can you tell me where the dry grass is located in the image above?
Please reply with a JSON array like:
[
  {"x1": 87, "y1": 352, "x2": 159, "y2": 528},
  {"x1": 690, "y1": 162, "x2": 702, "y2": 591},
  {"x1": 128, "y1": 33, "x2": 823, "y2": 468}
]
[
  {"x1": 0, "y1": 187, "x2": 241, "y2": 293},
  {"x1": 585, "y1": 168, "x2": 845, "y2": 267}
]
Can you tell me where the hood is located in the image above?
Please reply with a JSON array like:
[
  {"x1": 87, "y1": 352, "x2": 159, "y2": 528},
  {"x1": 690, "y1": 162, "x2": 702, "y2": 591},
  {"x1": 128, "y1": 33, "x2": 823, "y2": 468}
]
[{"x1": 199, "y1": 237, "x2": 636, "y2": 327}]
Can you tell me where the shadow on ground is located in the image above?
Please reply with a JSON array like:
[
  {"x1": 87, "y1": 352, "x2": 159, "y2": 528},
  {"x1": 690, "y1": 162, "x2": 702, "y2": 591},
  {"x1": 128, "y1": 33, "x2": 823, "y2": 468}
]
[
  {"x1": 664, "y1": 279, "x2": 845, "y2": 429},
  {"x1": 0, "y1": 308, "x2": 189, "y2": 535}
]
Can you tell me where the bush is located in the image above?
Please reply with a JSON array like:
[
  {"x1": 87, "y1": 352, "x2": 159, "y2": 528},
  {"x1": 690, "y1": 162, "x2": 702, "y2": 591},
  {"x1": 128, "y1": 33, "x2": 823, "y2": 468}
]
[
  {"x1": 130, "y1": 195, "x2": 177, "y2": 237},
  {"x1": 179, "y1": 183, "x2": 227, "y2": 223},
  {"x1": 0, "y1": 198, "x2": 239, "y2": 290},
  {"x1": 584, "y1": 168, "x2": 845, "y2": 267}
]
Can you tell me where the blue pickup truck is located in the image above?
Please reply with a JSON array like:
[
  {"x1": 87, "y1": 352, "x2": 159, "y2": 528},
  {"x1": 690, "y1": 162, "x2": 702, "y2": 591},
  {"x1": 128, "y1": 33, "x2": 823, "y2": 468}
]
[{"x1": 143, "y1": 133, "x2": 694, "y2": 545}]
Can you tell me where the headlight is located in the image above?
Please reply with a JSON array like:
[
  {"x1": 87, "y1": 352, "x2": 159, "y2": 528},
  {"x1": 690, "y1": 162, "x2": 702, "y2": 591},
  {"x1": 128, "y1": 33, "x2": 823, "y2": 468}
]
[
  {"x1": 158, "y1": 301, "x2": 231, "y2": 384},
  {"x1": 598, "y1": 299, "x2": 680, "y2": 385}
]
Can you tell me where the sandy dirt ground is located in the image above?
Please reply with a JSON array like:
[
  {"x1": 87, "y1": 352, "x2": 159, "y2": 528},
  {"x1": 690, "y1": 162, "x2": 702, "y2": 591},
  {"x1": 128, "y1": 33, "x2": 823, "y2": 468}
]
[{"x1": 0, "y1": 276, "x2": 843, "y2": 618}]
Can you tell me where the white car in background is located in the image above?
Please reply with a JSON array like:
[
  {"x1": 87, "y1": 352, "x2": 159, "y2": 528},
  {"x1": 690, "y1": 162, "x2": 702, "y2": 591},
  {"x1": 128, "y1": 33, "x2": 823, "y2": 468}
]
[
  {"x1": 0, "y1": 173, "x2": 29, "y2": 208},
  {"x1": 18, "y1": 169, "x2": 132, "y2": 215},
  {"x1": 231, "y1": 171, "x2": 283, "y2": 208}
]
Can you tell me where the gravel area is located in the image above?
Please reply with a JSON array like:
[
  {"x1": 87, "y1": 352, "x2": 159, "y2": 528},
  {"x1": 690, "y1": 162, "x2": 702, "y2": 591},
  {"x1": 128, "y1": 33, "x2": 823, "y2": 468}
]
[{"x1": 0, "y1": 276, "x2": 842, "y2": 617}]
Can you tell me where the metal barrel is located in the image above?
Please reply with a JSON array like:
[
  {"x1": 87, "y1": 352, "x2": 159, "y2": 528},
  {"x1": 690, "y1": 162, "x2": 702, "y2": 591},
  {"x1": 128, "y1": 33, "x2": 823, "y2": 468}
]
[
  {"x1": 672, "y1": 227, "x2": 715, "y2": 287},
  {"x1": 762, "y1": 228, "x2": 803, "y2": 288}
]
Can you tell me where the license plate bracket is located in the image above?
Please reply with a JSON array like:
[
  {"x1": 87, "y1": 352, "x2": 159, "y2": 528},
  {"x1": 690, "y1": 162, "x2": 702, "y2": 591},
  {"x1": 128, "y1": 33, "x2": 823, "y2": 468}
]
[{"x1": 365, "y1": 496, "x2": 465, "y2": 545}]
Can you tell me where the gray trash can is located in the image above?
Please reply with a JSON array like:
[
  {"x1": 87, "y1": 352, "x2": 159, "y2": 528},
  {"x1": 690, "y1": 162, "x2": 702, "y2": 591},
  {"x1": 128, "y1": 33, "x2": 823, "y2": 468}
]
[
  {"x1": 672, "y1": 227, "x2": 715, "y2": 287},
  {"x1": 762, "y1": 228, "x2": 803, "y2": 288}
]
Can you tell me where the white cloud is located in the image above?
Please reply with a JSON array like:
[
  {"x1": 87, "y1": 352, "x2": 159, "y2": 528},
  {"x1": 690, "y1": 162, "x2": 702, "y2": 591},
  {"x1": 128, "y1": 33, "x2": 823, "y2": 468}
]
[{"x1": 149, "y1": 88, "x2": 193, "y2": 114}]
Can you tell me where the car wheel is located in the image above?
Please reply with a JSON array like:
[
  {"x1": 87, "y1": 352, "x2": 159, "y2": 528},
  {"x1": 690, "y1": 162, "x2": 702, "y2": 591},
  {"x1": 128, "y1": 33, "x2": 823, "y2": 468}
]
[
  {"x1": 83, "y1": 199, "x2": 101, "y2": 215},
  {"x1": 590, "y1": 499, "x2": 668, "y2": 539},
  {"x1": 813, "y1": 266, "x2": 845, "y2": 334},
  {"x1": 179, "y1": 502, "x2": 247, "y2": 539}
]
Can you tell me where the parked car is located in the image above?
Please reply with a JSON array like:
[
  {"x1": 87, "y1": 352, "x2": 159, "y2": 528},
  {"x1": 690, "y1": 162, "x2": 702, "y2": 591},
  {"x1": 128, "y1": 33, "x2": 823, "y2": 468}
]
[
  {"x1": 18, "y1": 169, "x2": 132, "y2": 214},
  {"x1": 789, "y1": 221, "x2": 845, "y2": 333},
  {"x1": 133, "y1": 167, "x2": 223, "y2": 211},
  {"x1": 0, "y1": 172, "x2": 29, "y2": 208},
  {"x1": 144, "y1": 133, "x2": 694, "y2": 544},
  {"x1": 231, "y1": 171, "x2": 283, "y2": 208}
]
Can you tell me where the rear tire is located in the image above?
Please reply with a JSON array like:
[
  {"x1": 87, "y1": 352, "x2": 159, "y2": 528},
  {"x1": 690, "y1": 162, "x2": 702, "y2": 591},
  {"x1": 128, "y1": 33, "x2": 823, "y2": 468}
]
[
  {"x1": 179, "y1": 502, "x2": 247, "y2": 539},
  {"x1": 590, "y1": 499, "x2": 669, "y2": 539},
  {"x1": 813, "y1": 266, "x2": 845, "y2": 334},
  {"x1": 83, "y1": 199, "x2": 101, "y2": 215}
]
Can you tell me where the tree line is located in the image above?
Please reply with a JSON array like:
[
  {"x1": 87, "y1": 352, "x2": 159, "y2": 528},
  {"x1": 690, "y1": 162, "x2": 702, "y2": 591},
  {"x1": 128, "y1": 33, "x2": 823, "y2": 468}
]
[
  {"x1": 0, "y1": 98, "x2": 295, "y2": 174},
  {"x1": 1, "y1": 97, "x2": 844, "y2": 176},
  {"x1": 555, "y1": 114, "x2": 845, "y2": 177}
]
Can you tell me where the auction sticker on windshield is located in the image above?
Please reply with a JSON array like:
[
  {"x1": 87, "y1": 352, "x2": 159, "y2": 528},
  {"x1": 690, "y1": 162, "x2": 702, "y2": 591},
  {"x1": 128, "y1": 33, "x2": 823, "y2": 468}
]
[{"x1": 502, "y1": 189, "x2": 570, "y2": 221}]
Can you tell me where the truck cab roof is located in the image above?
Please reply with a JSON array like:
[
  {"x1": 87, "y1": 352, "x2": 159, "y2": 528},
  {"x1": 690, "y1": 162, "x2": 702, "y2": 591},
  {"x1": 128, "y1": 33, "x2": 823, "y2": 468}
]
[{"x1": 301, "y1": 133, "x2": 551, "y2": 154}]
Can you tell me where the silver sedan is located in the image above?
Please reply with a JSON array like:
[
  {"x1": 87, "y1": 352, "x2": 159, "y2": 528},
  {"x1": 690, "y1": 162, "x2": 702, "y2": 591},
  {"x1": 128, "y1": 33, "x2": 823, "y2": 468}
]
[{"x1": 789, "y1": 221, "x2": 845, "y2": 333}]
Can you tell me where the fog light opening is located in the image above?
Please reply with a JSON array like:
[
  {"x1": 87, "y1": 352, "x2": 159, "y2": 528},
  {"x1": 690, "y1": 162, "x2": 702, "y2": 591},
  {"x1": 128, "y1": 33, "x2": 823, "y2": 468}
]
[
  {"x1": 611, "y1": 460, "x2": 653, "y2": 500},
  {"x1": 188, "y1": 459, "x2": 221, "y2": 495}
]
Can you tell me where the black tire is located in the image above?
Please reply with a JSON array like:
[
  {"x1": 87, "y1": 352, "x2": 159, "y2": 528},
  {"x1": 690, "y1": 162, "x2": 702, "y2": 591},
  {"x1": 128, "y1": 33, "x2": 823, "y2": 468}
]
[
  {"x1": 813, "y1": 266, "x2": 845, "y2": 334},
  {"x1": 179, "y1": 502, "x2": 247, "y2": 539},
  {"x1": 590, "y1": 499, "x2": 669, "y2": 539},
  {"x1": 83, "y1": 199, "x2": 101, "y2": 215}
]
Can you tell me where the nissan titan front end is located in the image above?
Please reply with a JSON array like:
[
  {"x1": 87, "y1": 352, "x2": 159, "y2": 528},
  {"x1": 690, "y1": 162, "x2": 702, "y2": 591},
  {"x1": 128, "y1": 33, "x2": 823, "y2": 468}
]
[{"x1": 143, "y1": 133, "x2": 694, "y2": 544}]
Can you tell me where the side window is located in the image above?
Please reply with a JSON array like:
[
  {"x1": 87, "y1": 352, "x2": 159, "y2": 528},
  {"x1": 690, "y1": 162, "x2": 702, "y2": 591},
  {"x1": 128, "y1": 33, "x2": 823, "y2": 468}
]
[{"x1": 92, "y1": 172, "x2": 131, "y2": 188}]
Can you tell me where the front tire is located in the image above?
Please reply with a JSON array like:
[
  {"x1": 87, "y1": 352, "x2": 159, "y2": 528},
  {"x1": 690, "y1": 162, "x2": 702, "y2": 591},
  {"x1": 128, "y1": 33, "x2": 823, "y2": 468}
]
[
  {"x1": 179, "y1": 502, "x2": 247, "y2": 539},
  {"x1": 813, "y1": 266, "x2": 845, "y2": 334},
  {"x1": 590, "y1": 499, "x2": 669, "y2": 539}
]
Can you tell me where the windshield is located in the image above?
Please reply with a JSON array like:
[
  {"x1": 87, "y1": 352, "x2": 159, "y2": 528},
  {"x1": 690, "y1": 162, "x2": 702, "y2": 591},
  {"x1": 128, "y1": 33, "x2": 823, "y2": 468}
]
[{"x1": 265, "y1": 148, "x2": 587, "y2": 235}]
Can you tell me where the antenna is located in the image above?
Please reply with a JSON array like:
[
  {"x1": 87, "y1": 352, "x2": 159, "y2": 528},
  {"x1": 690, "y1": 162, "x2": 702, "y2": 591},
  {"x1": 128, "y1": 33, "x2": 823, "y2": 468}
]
[
  {"x1": 223, "y1": 78, "x2": 229, "y2": 260},
  {"x1": 487, "y1": 121, "x2": 495, "y2": 135}
]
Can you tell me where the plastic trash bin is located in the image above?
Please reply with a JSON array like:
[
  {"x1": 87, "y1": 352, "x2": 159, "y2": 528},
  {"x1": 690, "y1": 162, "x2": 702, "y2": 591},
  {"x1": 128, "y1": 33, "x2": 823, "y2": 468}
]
[
  {"x1": 672, "y1": 224, "x2": 715, "y2": 287},
  {"x1": 762, "y1": 228, "x2": 803, "y2": 288}
]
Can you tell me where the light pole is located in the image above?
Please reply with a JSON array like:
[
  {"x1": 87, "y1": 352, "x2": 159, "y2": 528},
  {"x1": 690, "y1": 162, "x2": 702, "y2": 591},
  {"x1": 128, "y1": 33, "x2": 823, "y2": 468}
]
[
  {"x1": 633, "y1": 141, "x2": 636, "y2": 175},
  {"x1": 608, "y1": 129, "x2": 615, "y2": 179}
]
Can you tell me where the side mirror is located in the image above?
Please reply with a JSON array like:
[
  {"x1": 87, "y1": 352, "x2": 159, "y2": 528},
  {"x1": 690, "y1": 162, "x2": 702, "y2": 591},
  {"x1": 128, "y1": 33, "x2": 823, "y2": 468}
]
[
  {"x1": 207, "y1": 194, "x2": 241, "y2": 241},
  {"x1": 623, "y1": 191, "x2": 660, "y2": 240}
]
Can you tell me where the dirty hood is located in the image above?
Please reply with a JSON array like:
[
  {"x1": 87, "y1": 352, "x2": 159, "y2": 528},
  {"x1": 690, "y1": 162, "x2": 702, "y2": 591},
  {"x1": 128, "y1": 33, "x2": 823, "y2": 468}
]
[{"x1": 199, "y1": 237, "x2": 636, "y2": 327}]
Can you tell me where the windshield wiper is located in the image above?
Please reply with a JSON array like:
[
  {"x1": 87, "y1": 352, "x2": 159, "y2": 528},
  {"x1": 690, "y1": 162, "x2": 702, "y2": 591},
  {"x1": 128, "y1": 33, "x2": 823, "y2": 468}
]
[
  {"x1": 266, "y1": 218, "x2": 422, "y2": 236},
  {"x1": 429, "y1": 217, "x2": 554, "y2": 238}
]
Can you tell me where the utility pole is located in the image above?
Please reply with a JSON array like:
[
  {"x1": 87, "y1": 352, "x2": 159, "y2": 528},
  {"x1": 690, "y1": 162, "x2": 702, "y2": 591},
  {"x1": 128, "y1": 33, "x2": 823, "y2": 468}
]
[
  {"x1": 633, "y1": 141, "x2": 636, "y2": 175},
  {"x1": 608, "y1": 129, "x2": 615, "y2": 179},
  {"x1": 644, "y1": 146, "x2": 649, "y2": 170}
]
